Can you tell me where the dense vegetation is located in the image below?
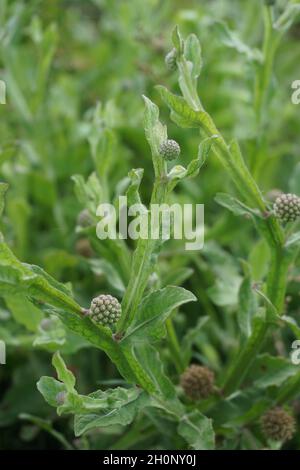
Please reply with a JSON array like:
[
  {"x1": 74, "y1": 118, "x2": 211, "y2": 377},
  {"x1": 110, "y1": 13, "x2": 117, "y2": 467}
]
[{"x1": 1, "y1": 0, "x2": 300, "y2": 450}]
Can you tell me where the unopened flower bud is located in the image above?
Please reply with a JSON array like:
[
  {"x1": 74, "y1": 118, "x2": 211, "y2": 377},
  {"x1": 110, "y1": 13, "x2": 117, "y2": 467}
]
[{"x1": 180, "y1": 364, "x2": 215, "y2": 400}]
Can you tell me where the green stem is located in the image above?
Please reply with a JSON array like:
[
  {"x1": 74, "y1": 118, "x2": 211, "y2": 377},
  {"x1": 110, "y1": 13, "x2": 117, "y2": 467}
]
[
  {"x1": 222, "y1": 246, "x2": 290, "y2": 396},
  {"x1": 117, "y1": 178, "x2": 168, "y2": 332},
  {"x1": 166, "y1": 317, "x2": 184, "y2": 373},
  {"x1": 252, "y1": 6, "x2": 281, "y2": 177},
  {"x1": 276, "y1": 372, "x2": 300, "y2": 405}
]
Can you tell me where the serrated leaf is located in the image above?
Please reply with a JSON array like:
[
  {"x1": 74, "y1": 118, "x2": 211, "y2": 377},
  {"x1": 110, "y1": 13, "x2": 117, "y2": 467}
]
[
  {"x1": 157, "y1": 85, "x2": 216, "y2": 131},
  {"x1": 52, "y1": 352, "x2": 76, "y2": 392},
  {"x1": 74, "y1": 389, "x2": 149, "y2": 436},
  {"x1": 33, "y1": 302, "x2": 156, "y2": 394},
  {"x1": 178, "y1": 411, "x2": 215, "y2": 450},
  {"x1": 123, "y1": 286, "x2": 196, "y2": 343},
  {"x1": 37, "y1": 376, "x2": 66, "y2": 408}
]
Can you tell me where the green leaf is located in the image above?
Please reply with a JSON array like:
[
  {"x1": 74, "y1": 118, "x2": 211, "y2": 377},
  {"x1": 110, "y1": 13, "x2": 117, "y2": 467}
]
[
  {"x1": 281, "y1": 315, "x2": 300, "y2": 339},
  {"x1": 37, "y1": 376, "x2": 66, "y2": 408},
  {"x1": 274, "y1": 4, "x2": 300, "y2": 33},
  {"x1": 250, "y1": 354, "x2": 299, "y2": 389},
  {"x1": 178, "y1": 411, "x2": 215, "y2": 450},
  {"x1": 126, "y1": 168, "x2": 144, "y2": 206},
  {"x1": 249, "y1": 239, "x2": 270, "y2": 280},
  {"x1": 4, "y1": 294, "x2": 43, "y2": 332},
  {"x1": 0, "y1": 182, "x2": 8, "y2": 217},
  {"x1": 122, "y1": 286, "x2": 196, "y2": 343},
  {"x1": 172, "y1": 25, "x2": 184, "y2": 54},
  {"x1": 89, "y1": 258, "x2": 125, "y2": 296},
  {"x1": 184, "y1": 33, "x2": 202, "y2": 79},
  {"x1": 182, "y1": 316, "x2": 210, "y2": 365},
  {"x1": 161, "y1": 267, "x2": 194, "y2": 287},
  {"x1": 212, "y1": 21, "x2": 262, "y2": 62},
  {"x1": 215, "y1": 193, "x2": 260, "y2": 218},
  {"x1": 52, "y1": 352, "x2": 76, "y2": 392},
  {"x1": 142, "y1": 95, "x2": 167, "y2": 176},
  {"x1": 0, "y1": 237, "x2": 81, "y2": 314},
  {"x1": 34, "y1": 302, "x2": 156, "y2": 394},
  {"x1": 74, "y1": 389, "x2": 149, "y2": 436},
  {"x1": 157, "y1": 85, "x2": 215, "y2": 131},
  {"x1": 131, "y1": 343, "x2": 177, "y2": 399}
]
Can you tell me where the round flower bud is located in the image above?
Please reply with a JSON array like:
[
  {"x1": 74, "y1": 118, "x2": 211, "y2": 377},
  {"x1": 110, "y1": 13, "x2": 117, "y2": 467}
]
[
  {"x1": 165, "y1": 48, "x2": 177, "y2": 71},
  {"x1": 77, "y1": 209, "x2": 93, "y2": 228},
  {"x1": 261, "y1": 407, "x2": 296, "y2": 442},
  {"x1": 180, "y1": 365, "x2": 215, "y2": 401},
  {"x1": 89, "y1": 294, "x2": 121, "y2": 326},
  {"x1": 159, "y1": 139, "x2": 181, "y2": 161},
  {"x1": 273, "y1": 193, "x2": 300, "y2": 223}
]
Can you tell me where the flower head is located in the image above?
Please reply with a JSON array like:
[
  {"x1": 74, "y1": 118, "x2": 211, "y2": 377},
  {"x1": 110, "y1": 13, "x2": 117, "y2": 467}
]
[
  {"x1": 180, "y1": 364, "x2": 215, "y2": 400},
  {"x1": 261, "y1": 407, "x2": 296, "y2": 442},
  {"x1": 89, "y1": 294, "x2": 122, "y2": 326}
]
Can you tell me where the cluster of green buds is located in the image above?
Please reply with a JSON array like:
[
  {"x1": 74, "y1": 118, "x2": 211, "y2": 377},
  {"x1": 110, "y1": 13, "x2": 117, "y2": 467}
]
[
  {"x1": 180, "y1": 364, "x2": 215, "y2": 400},
  {"x1": 273, "y1": 193, "x2": 300, "y2": 223},
  {"x1": 88, "y1": 294, "x2": 122, "y2": 326},
  {"x1": 159, "y1": 139, "x2": 181, "y2": 161}
]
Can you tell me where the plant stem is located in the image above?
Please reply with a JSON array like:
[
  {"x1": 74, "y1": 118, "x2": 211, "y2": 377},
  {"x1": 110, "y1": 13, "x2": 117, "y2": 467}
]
[
  {"x1": 222, "y1": 245, "x2": 291, "y2": 396},
  {"x1": 252, "y1": 6, "x2": 281, "y2": 178},
  {"x1": 117, "y1": 178, "x2": 168, "y2": 332},
  {"x1": 166, "y1": 317, "x2": 185, "y2": 373},
  {"x1": 276, "y1": 372, "x2": 300, "y2": 405}
]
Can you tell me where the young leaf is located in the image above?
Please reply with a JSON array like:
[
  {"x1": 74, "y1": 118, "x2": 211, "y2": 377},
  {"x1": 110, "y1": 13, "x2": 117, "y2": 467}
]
[
  {"x1": 122, "y1": 286, "x2": 196, "y2": 343},
  {"x1": 212, "y1": 21, "x2": 262, "y2": 62},
  {"x1": 130, "y1": 342, "x2": 177, "y2": 399},
  {"x1": 142, "y1": 95, "x2": 167, "y2": 177},
  {"x1": 178, "y1": 411, "x2": 215, "y2": 450},
  {"x1": 33, "y1": 302, "x2": 156, "y2": 394},
  {"x1": 37, "y1": 376, "x2": 66, "y2": 408},
  {"x1": 74, "y1": 390, "x2": 149, "y2": 436},
  {"x1": 4, "y1": 294, "x2": 43, "y2": 332},
  {"x1": 52, "y1": 352, "x2": 76, "y2": 392}
]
